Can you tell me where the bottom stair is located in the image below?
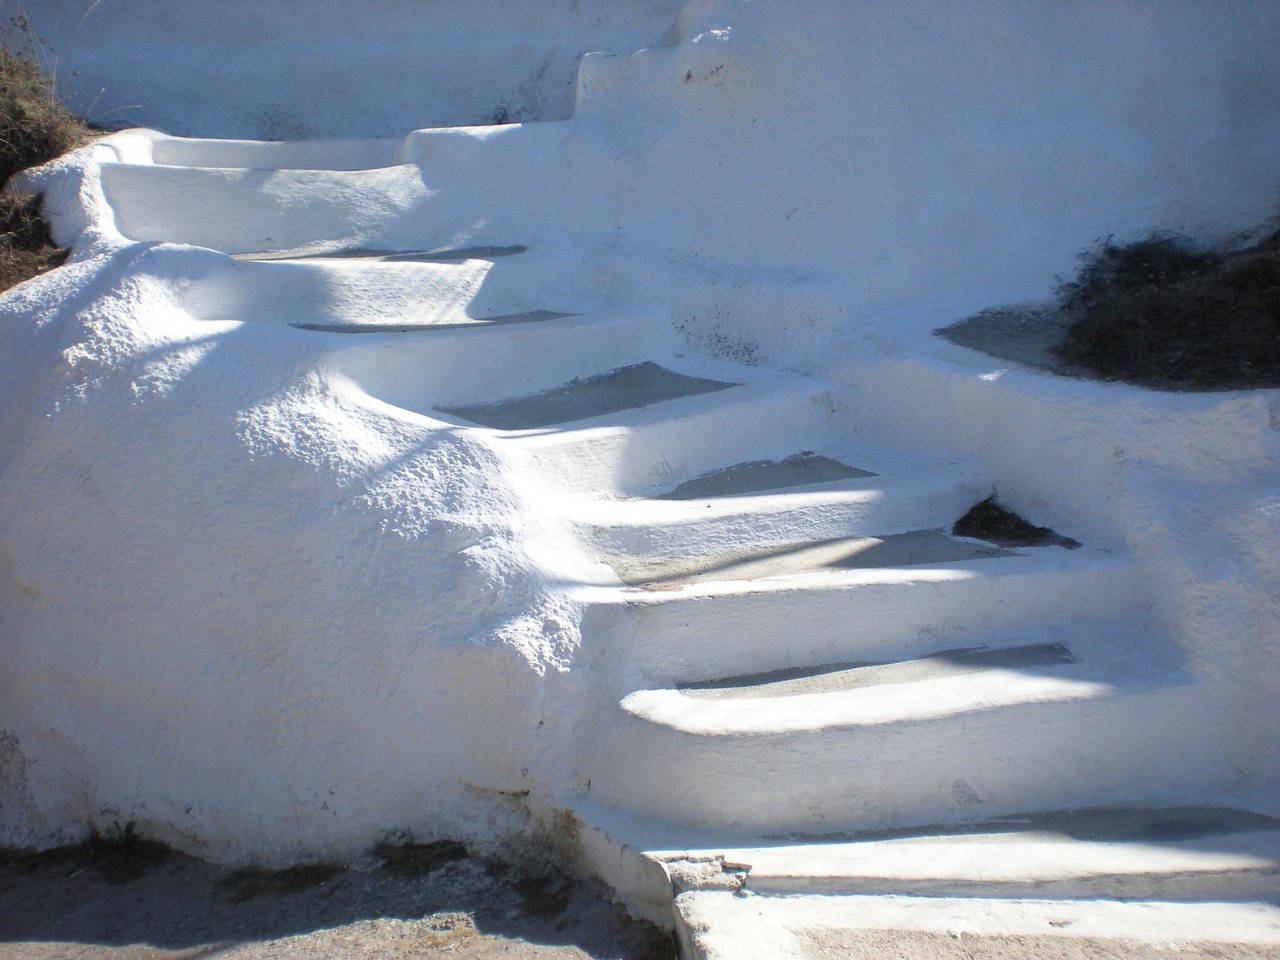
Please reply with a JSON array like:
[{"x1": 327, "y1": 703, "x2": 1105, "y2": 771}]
[
  {"x1": 676, "y1": 890, "x2": 1280, "y2": 960},
  {"x1": 560, "y1": 801, "x2": 1280, "y2": 958}
]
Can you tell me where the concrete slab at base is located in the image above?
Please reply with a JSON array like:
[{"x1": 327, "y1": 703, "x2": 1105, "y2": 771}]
[{"x1": 675, "y1": 891, "x2": 1280, "y2": 960}]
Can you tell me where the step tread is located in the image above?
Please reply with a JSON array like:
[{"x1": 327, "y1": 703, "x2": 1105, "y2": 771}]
[
  {"x1": 611, "y1": 528, "x2": 1023, "y2": 588},
  {"x1": 619, "y1": 622, "x2": 1185, "y2": 733},
  {"x1": 677, "y1": 642, "x2": 1076, "y2": 699},
  {"x1": 573, "y1": 470, "x2": 985, "y2": 566},
  {"x1": 572, "y1": 539, "x2": 1135, "y2": 605},
  {"x1": 572, "y1": 799, "x2": 1280, "y2": 899},
  {"x1": 439, "y1": 360, "x2": 741, "y2": 429},
  {"x1": 655, "y1": 453, "x2": 876, "y2": 500},
  {"x1": 292, "y1": 309, "x2": 575, "y2": 333},
  {"x1": 676, "y1": 891, "x2": 1280, "y2": 960},
  {"x1": 234, "y1": 244, "x2": 529, "y2": 262},
  {"x1": 698, "y1": 815, "x2": 1280, "y2": 895}
]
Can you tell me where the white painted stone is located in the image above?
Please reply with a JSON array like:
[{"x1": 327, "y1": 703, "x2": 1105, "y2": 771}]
[{"x1": 2, "y1": 5, "x2": 1279, "y2": 953}]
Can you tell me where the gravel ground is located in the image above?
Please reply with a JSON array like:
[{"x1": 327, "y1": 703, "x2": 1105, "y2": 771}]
[{"x1": 0, "y1": 836, "x2": 676, "y2": 959}]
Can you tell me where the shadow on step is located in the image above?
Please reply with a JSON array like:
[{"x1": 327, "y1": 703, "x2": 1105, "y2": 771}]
[
  {"x1": 292, "y1": 309, "x2": 574, "y2": 333},
  {"x1": 615, "y1": 529, "x2": 1019, "y2": 588},
  {"x1": 678, "y1": 643, "x2": 1076, "y2": 699},
  {"x1": 235, "y1": 244, "x2": 529, "y2": 263},
  {"x1": 794, "y1": 805, "x2": 1280, "y2": 846}
]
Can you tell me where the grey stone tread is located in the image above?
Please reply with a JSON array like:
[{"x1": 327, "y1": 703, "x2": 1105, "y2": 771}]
[
  {"x1": 804, "y1": 805, "x2": 1280, "y2": 846},
  {"x1": 234, "y1": 244, "x2": 528, "y2": 262},
  {"x1": 678, "y1": 643, "x2": 1076, "y2": 700},
  {"x1": 439, "y1": 362, "x2": 739, "y2": 430},
  {"x1": 614, "y1": 529, "x2": 1018, "y2": 588},
  {"x1": 290, "y1": 309, "x2": 574, "y2": 333},
  {"x1": 655, "y1": 453, "x2": 875, "y2": 500}
]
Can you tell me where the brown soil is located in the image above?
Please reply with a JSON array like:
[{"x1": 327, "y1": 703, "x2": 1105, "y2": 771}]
[{"x1": 0, "y1": 838, "x2": 676, "y2": 960}]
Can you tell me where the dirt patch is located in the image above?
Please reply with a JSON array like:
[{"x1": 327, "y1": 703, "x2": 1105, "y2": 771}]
[{"x1": 0, "y1": 836, "x2": 676, "y2": 960}]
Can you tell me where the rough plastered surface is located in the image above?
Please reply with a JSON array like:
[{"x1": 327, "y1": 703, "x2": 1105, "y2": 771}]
[
  {"x1": 2, "y1": 0, "x2": 1280, "y2": 875},
  {"x1": 0, "y1": 242, "x2": 585, "y2": 858},
  {"x1": 18, "y1": 0, "x2": 689, "y2": 137}
]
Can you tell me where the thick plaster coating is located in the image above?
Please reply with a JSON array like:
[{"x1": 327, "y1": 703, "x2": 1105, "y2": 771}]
[{"x1": 3, "y1": 0, "x2": 1280, "y2": 952}]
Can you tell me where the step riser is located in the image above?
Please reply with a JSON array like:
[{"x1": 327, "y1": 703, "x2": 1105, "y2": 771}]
[
  {"x1": 580, "y1": 556, "x2": 1142, "y2": 682},
  {"x1": 578, "y1": 481, "x2": 983, "y2": 562},
  {"x1": 339, "y1": 311, "x2": 677, "y2": 410},
  {"x1": 184, "y1": 253, "x2": 591, "y2": 326},
  {"x1": 102, "y1": 125, "x2": 567, "y2": 253},
  {"x1": 184, "y1": 258, "x2": 492, "y2": 325},
  {"x1": 583, "y1": 685, "x2": 1221, "y2": 834},
  {"x1": 509, "y1": 386, "x2": 840, "y2": 496},
  {"x1": 99, "y1": 163, "x2": 432, "y2": 253},
  {"x1": 151, "y1": 136, "x2": 405, "y2": 171}
]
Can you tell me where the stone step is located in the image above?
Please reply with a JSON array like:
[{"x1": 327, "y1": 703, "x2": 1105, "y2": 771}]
[
  {"x1": 440, "y1": 360, "x2": 739, "y2": 431},
  {"x1": 675, "y1": 891, "x2": 1280, "y2": 960},
  {"x1": 571, "y1": 467, "x2": 985, "y2": 564},
  {"x1": 576, "y1": 546, "x2": 1141, "y2": 682},
  {"x1": 654, "y1": 452, "x2": 878, "y2": 500},
  {"x1": 98, "y1": 160, "x2": 432, "y2": 253},
  {"x1": 580, "y1": 624, "x2": 1223, "y2": 833},
  {"x1": 335, "y1": 307, "x2": 678, "y2": 412},
  {"x1": 149, "y1": 134, "x2": 407, "y2": 171},
  {"x1": 494, "y1": 369, "x2": 841, "y2": 496},
  {"x1": 606, "y1": 527, "x2": 1023, "y2": 587},
  {"x1": 183, "y1": 245, "x2": 592, "y2": 327},
  {"x1": 97, "y1": 123, "x2": 567, "y2": 253},
  {"x1": 562, "y1": 800, "x2": 1280, "y2": 933}
]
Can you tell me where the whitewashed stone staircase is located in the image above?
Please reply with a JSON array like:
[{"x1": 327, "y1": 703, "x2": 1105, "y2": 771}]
[{"x1": 86, "y1": 130, "x2": 1280, "y2": 958}]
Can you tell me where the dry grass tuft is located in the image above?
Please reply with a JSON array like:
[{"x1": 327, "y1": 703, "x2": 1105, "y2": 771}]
[
  {"x1": 0, "y1": 190, "x2": 66, "y2": 286},
  {"x1": 0, "y1": 17, "x2": 95, "y2": 188},
  {"x1": 0, "y1": 16, "x2": 95, "y2": 290},
  {"x1": 1053, "y1": 229, "x2": 1280, "y2": 389}
]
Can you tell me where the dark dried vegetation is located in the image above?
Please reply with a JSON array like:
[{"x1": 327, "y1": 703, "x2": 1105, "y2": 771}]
[
  {"x1": 954, "y1": 497, "x2": 1080, "y2": 549},
  {"x1": 1, "y1": 18, "x2": 95, "y2": 289},
  {"x1": 6, "y1": 821, "x2": 172, "y2": 884},
  {"x1": 1053, "y1": 229, "x2": 1280, "y2": 389},
  {"x1": 374, "y1": 836, "x2": 469, "y2": 877}
]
